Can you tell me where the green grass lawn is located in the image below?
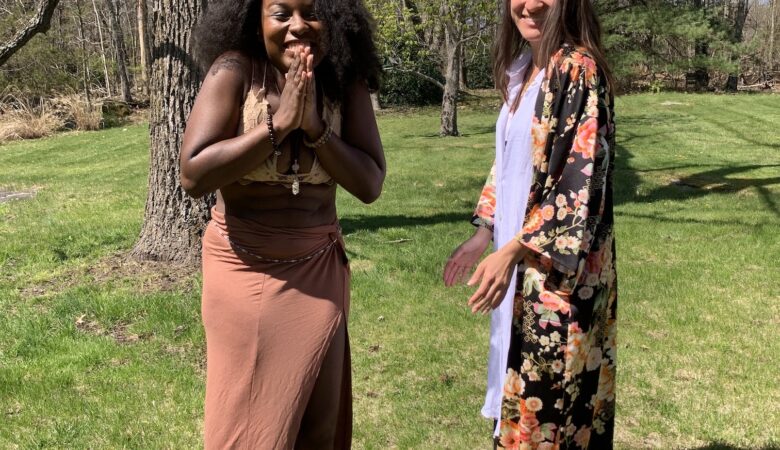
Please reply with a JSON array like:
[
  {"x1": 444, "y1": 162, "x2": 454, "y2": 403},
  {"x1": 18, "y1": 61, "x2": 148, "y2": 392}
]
[{"x1": 1, "y1": 93, "x2": 778, "y2": 449}]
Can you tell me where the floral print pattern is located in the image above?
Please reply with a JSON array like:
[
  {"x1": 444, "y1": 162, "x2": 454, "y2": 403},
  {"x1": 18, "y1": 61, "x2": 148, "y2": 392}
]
[
  {"x1": 474, "y1": 45, "x2": 617, "y2": 449},
  {"x1": 472, "y1": 162, "x2": 497, "y2": 231}
]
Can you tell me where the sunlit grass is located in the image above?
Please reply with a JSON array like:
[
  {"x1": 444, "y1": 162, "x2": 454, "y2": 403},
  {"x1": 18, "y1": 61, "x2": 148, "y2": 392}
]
[{"x1": 0, "y1": 93, "x2": 778, "y2": 448}]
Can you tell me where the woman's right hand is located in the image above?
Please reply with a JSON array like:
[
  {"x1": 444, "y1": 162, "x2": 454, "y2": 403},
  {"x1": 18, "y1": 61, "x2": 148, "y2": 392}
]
[
  {"x1": 443, "y1": 226, "x2": 493, "y2": 287},
  {"x1": 273, "y1": 48, "x2": 309, "y2": 137}
]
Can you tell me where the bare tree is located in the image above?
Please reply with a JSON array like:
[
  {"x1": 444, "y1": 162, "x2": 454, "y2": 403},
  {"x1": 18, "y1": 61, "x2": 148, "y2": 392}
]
[
  {"x1": 0, "y1": 0, "x2": 61, "y2": 66},
  {"x1": 104, "y1": 0, "x2": 133, "y2": 102},
  {"x1": 440, "y1": 6, "x2": 463, "y2": 136},
  {"x1": 769, "y1": 0, "x2": 777, "y2": 73},
  {"x1": 136, "y1": 0, "x2": 151, "y2": 95},
  {"x1": 370, "y1": 0, "x2": 495, "y2": 136},
  {"x1": 91, "y1": 0, "x2": 112, "y2": 96},
  {"x1": 74, "y1": 0, "x2": 92, "y2": 105}
]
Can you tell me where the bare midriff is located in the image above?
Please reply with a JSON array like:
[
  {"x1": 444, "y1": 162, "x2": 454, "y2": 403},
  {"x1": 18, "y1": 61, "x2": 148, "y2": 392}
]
[{"x1": 216, "y1": 182, "x2": 337, "y2": 228}]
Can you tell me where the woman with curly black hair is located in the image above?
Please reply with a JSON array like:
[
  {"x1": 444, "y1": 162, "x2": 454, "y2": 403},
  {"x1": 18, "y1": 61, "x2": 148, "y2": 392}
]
[{"x1": 179, "y1": 0, "x2": 385, "y2": 448}]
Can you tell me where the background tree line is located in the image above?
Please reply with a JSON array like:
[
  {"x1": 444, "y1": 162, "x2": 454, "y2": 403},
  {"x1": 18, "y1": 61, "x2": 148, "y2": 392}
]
[
  {"x1": 2, "y1": 0, "x2": 778, "y2": 98},
  {"x1": 0, "y1": 0, "x2": 148, "y2": 103},
  {"x1": 1, "y1": 0, "x2": 777, "y2": 262},
  {"x1": 1, "y1": 0, "x2": 777, "y2": 128}
]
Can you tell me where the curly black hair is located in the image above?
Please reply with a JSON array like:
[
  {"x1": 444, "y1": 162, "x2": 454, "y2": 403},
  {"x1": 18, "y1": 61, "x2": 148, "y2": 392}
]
[{"x1": 193, "y1": 0, "x2": 382, "y2": 103}]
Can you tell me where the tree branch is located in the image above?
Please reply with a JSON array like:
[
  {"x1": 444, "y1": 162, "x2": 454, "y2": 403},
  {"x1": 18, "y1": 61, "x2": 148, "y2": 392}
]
[
  {"x1": 0, "y1": 0, "x2": 62, "y2": 67},
  {"x1": 384, "y1": 65, "x2": 446, "y2": 90}
]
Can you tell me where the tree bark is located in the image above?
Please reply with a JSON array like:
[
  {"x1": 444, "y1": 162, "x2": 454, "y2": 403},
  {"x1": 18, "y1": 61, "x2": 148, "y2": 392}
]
[
  {"x1": 440, "y1": 24, "x2": 461, "y2": 136},
  {"x1": 137, "y1": 0, "x2": 151, "y2": 95},
  {"x1": 0, "y1": 0, "x2": 61, "y2": 67},
  {"x1": 370, "y1": 92, "x2": 381, "y2": 111},
  {"x1": 104, "y1": 0, "x2": 133, "y2": 102},
  {"x1": 131, "y1": 0, "x2": 212, "y2": 263}
]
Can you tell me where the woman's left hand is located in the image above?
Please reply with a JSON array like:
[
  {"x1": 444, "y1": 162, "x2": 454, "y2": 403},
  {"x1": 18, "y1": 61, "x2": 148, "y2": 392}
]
[
  {"x1": 300, "y1": 49, "x2": 325, "y2": 140},
  {"x1": 467, "y1": 239, "x2": 527, "y2": 314}
]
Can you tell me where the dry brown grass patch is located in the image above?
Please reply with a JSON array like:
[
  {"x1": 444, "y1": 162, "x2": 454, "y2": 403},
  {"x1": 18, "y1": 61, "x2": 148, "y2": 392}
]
[
  {"x1": 55, "y1": 95, "x2": 103, "y2": 131},
  {"x1": 0, "y1": 96, "x2": 62, "y2": 142}
]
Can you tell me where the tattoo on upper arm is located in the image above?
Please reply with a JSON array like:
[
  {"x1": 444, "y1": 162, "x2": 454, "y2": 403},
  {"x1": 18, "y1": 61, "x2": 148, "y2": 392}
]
[{"x1": 210, "y1": 56, "x2": 245, "y2": 77}]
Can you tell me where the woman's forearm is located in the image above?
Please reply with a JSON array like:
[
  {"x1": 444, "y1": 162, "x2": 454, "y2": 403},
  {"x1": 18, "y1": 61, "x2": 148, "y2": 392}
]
[
  {"x1": 313, "y1": 135, "x2": 385, "y2": 204},
  {"x1": 498, "y1": 238, "x2": 529, "y2": 265},
  {"x1": 181, "y1": 125, "x2": 288, "y2": 198}
]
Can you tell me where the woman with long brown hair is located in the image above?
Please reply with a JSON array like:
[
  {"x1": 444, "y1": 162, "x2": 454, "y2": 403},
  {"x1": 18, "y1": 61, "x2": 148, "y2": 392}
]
[
  {"x1": 180, "y1": 0, "x2": 385, "y2": 448},
  {"x1": 443, "y1": 0, "x2": 617, "y2": 447}
]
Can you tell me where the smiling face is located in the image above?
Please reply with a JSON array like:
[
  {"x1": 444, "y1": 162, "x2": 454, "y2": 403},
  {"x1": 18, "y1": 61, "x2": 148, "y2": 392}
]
[
  {"x1": 261, "y1": 0, "x2": 326, "y2": 72},
  {"x1": 509, "y1": 0, "x2": 556, "y2": 44}
]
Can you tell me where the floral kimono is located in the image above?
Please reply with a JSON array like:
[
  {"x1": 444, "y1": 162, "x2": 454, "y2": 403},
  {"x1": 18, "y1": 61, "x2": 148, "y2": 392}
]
[{"x1": 472, "y1": 45, "x2": 617, "y2": 450}]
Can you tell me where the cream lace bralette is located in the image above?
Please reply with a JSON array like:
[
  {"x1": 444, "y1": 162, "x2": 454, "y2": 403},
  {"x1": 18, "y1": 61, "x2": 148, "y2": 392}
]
[{"x1": 237, "y1": 60, "x2": 341, "y2": 187}]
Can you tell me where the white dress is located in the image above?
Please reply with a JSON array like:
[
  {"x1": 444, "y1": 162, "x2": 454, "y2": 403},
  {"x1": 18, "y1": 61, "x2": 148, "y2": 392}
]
[{"x1": 481, "y1": 53, "x2": 545, "y2": 434}]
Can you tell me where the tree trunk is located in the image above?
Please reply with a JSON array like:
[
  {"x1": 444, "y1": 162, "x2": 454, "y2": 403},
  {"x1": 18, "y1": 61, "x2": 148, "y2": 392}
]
[
  {"x1": 370, "y1": 92, "x2": 381, "y2": 111},
  {"x1": 92, "y1": 0, "x2": 112, "y2": 96},
  {"x1": 122, "y1": 0, "x2": 138, "y2": 68},
  {"x1": 459, "y1": 44, "x2": 468, "y2": 90},
  {"x1": 137, "y1": 0, "x2": 151, "y2": 95},
  {"x1": 104, "y1": 0, "x2": 133, "y2": 102},
  {"x1": 440, "y1": 26, "x2": 461, "y2": 137},
  {"x1": 770, "y1": 0, "x2": 777, "y2": 73},
  {"x1": 724, "y1": 0, "x2": 749, "y2": 91},
  {"x1": 690, "y1": 0, "x2": 710, "y2": 91},
  {"x1": 0, "y1": 0, "x2": 61, "y2": 67},
  {"x1": 74, "y1": 0, "x2": 92, "y2": 106},
  {"x1": 131, "y1": 0, "x2": 212, "y2": 263}
]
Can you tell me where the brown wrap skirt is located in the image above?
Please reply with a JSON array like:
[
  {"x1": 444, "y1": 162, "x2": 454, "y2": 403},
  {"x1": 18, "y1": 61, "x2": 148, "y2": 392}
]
[{"x1": 201, "y1": 208, "x2": 351, "y2": 449}]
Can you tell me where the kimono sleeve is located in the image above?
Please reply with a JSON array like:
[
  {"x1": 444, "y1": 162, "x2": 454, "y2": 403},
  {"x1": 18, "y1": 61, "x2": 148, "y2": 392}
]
[
  {"x1": 516, "y1": 64, "x2": 612, "y2": 292},
  {"x1": 471, "y1": 160, "x2": 497, "y2": 231}
]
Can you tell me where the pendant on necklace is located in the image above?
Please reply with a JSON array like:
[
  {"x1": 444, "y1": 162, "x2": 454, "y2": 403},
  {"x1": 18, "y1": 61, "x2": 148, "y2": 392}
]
[{"x1": 291, "y1": 159, "x2": 301, "y2": 195}]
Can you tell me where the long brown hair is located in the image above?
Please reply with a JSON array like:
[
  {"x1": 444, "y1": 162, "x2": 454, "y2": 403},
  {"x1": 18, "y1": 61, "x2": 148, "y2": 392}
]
[{"x1": 492, "y1": 0, "x2": 614, "y2": 106}]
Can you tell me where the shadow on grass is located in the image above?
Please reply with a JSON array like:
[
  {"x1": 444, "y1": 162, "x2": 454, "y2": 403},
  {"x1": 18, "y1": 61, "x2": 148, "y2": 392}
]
[
  {"x1": 460, "y1": 125, "x2": 496, "y2": 137},
  {"x1": 402, "y1": 125, "x2": 496, "y2": 139},
  {"x1": 621, "y1": 158, "x2": 780, "y2": 218},
  {"x1": 615, "y1": 108, "x2": 780, "y2": 216},
  {"x1": 690, "y1": 444, "x2": 780, "y2": 450},
  {"x1": 615, "y1": 139, "x2": 780, "y2": 218},
  {"x1": 642, "y1": 164, "x2": 780, "y2": 217},
  {"x1": 616, "y1": 211, "x2": 778, "y2": 228},
  {"x1": 341, "y1": 212, "x2": 467, "y2": 234},
  {"x1": 614, "y1": 143, "x2": 642, "y2": 206}
]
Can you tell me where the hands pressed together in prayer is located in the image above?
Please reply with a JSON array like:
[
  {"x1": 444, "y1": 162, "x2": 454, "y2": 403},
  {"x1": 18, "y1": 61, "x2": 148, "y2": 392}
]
[
  {"x1": 443, "y1": 229, "x2": 528, "y2": 315},
  {"x1": 274, "y1": 46, "x2": 325, "y2": 141}
]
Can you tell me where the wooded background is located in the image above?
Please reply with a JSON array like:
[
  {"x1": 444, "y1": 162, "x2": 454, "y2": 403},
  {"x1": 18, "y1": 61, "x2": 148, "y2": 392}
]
[
  {"x1": 1, "y1": 0, "x2": 777, "y2": 262},
  {"x1": 2, "y1": 0, "x2": 777, "y2": 100},
  {"x1": 2, "y1": 0, "x2": 777, "y2": 137}
]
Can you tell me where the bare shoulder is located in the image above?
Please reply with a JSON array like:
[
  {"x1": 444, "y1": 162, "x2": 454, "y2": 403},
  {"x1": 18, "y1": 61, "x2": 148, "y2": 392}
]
[{"x1": 208, "y1": 50, "x2": 252, "y2": 79}]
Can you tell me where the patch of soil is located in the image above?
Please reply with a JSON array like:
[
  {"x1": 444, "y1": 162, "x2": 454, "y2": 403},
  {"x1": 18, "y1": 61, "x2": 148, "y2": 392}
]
[
  {"x1": 19, "y1": 252, "x2": 199, "y2": 301},
  {"x1": 0, "y1": 190, "x2": 36, "y2": 203},
  {"x1": 86, "y1": 253, "x2": 199, "y2": 294},
  {"x1": 74, "y1": 315, "x2": 150, "y2": 344}
]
